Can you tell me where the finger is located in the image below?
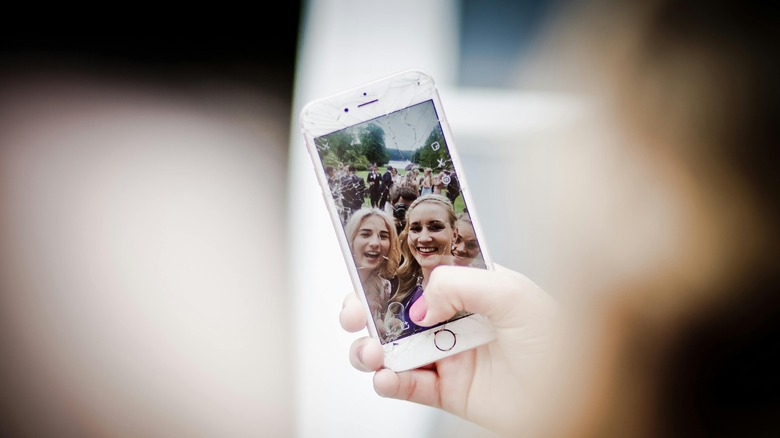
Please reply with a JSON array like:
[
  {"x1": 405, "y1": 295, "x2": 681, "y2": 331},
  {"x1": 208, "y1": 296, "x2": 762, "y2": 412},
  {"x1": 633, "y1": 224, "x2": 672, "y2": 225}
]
[
  {"x1": 340, "y1": 292, "x2": 367, "y2": 333},
  {"x1": 412, "y1": 265, "x2": 553, "y2": 329},
  {"x1": 373, "y1": 368, "x2": 442, "y2": 409},
  {"x1": 349, "y1": 337, "x2": 384, "y2": 372}
]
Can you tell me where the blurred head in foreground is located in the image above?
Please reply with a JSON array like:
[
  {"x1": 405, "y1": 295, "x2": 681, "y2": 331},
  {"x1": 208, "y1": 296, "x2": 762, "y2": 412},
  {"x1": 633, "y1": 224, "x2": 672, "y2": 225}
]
[
  {"x1": 524, "y1": 0, "x2": 779, "y2": 436},
  {"x1": 0, "y1": 56, "x2": 296, "y2": 437}
]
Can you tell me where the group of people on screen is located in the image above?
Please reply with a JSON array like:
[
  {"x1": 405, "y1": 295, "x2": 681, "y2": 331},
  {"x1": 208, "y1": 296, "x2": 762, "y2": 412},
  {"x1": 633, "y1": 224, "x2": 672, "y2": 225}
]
[
  {"x1": 324, "y1": 162, "x2": 461, "y2": 227},
  {"x1": 341, "y1": 183, "x2": 485, "y2": 343}
]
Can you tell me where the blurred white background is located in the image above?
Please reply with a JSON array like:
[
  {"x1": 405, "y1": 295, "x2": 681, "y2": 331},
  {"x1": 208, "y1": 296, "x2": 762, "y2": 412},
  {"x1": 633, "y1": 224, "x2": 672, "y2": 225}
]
[
  {"x1": 290, "y1": 1, "x2": 587, "y2": 437},
  {"x1": 0, "y1": 10, "x2": 299, "y2": 438},
  {"x1": 0, "y1": 1, "x2": 591, "y2": 437}
]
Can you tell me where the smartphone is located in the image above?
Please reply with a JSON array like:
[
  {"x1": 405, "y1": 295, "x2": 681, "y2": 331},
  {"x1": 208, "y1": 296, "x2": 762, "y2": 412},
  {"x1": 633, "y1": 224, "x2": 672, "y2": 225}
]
[{"x1": 300, "y1": 69, "x2": 496, "y2": 371}]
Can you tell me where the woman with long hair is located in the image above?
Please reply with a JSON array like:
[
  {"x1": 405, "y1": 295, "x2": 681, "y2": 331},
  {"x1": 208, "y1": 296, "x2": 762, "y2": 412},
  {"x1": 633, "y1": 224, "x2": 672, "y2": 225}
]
[
  {"x1": 344, "y1": 208, "x2": 402, "y2": 341},
  {"x1": 452, "y1": 212, "x2": 485, "y2": 268},
  {"x1": 432, "y1": 172, "x2": 444, "y2": 195},
  {"x1": 404, "y1": 167, "x2": 420, "y2": 195},
  {"x1": 392, "y1": 194, "x2": 459, "y2": 329}
]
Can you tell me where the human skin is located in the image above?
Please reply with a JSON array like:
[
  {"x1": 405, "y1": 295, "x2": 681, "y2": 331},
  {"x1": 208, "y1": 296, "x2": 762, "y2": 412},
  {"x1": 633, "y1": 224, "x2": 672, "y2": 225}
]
[
  {"x1": 452, "y1": 219, "x2": 480, "y2": 267},
  {"x1": 352, "y1": 215, "x2": 391, "y2": 283},
  {"x1": 406, "y1": 202, "x2": 457, "y2": 287},
  {"x1": 340, "y1": 264, "x2": 560, "y2": 436}
]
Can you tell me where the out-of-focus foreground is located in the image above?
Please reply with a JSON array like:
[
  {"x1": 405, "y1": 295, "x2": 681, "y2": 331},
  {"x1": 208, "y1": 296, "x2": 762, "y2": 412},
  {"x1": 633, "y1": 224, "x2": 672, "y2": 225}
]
[{"x1": 0, "y1": 10, "x2": 300, "y2": 437}]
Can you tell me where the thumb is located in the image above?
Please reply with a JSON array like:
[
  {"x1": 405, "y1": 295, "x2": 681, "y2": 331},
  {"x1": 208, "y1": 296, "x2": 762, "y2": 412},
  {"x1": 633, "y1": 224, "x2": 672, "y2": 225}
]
[{"x1": 409, "y1": 264, "x2": 554, "y2": 329}]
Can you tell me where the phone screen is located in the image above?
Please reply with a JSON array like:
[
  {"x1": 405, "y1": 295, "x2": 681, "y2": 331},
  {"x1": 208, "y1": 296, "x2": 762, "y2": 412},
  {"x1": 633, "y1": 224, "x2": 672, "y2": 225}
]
[{"x1": 311, "y1": 99, "x2": 488, "y2": 344}]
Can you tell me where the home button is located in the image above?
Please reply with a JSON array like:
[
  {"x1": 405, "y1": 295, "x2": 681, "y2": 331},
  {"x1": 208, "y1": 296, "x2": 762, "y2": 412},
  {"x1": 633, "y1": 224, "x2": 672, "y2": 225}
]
[{"x1": 434, "y1": 329, "x2": 456, "y2": 351}]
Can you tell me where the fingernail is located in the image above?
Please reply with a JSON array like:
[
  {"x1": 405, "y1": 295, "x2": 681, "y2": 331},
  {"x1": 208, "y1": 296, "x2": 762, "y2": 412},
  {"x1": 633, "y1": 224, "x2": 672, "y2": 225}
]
[{"x1": 409, "y1": 294, "x2": 427, "y2": 323}]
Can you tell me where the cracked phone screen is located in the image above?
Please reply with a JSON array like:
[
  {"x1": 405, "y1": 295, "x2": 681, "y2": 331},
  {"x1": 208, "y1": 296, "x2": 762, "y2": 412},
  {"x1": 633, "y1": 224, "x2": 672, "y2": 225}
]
[{"x1": 301, "y1": 72, "x2": 491, "y2": 346}]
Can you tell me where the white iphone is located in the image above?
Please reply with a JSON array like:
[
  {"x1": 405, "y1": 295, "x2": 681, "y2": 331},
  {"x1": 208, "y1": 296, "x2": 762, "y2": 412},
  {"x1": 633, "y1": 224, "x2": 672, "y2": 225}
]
[{"x1": 300, "y1": 69, "x2": 496, "y2": 371}]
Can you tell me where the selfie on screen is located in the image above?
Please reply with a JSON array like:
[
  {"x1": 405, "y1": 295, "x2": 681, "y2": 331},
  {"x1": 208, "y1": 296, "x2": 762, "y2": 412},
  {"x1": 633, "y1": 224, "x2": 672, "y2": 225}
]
[{"x1": 313, "y1": 100, "x2": 485, "y2": 343}]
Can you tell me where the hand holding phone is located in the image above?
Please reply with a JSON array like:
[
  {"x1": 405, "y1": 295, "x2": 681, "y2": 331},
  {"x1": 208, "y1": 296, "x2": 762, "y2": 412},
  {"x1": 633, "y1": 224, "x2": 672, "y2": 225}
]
[
  {"x1": 340, "y1": 263, "x2": 559, "y2": 436},
  {"x1": 300, "y1": 70, "x2": 496, "y2": 371}
]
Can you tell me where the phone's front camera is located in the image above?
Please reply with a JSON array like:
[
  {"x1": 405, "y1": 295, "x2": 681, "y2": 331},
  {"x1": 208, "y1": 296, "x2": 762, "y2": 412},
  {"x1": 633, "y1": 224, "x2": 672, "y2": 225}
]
[{"x1": 344, "y1": 108, "x2": 349, "y2": 112}]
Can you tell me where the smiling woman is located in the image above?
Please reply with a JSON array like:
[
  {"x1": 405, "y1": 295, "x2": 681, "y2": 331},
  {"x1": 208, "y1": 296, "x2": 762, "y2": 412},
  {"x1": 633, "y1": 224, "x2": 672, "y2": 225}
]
[
  {"x1": 392, "y1": 194, "x2": 462, "y2": 330},
  {"x1": 345, "y1": 208, "x2": 401, "y2": 342},
  {"x1": 452, "y1": 212, "x2": 485, "y2": 268}
]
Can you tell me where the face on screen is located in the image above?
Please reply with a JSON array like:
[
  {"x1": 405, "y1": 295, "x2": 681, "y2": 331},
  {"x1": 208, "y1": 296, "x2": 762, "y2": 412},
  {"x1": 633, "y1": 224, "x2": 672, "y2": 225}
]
[{"x1": 313, "y1": 100, "x2": 485, "y2": 343}]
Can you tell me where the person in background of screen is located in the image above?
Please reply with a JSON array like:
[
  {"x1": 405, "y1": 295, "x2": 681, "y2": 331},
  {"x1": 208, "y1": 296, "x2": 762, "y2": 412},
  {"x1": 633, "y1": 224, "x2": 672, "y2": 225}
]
[
  {"x1": 432, "y1": 171, "x2": 444, "y2": 195},
  {"x1": 379, "y1": 165, "x2": 394, "y2": 211},
  {"x1": 324, "y1": 165, "x2": 339, "y2": 199},
  {"x1": 419, "y1": 167, "x2": 433, "y2": 196},
  {"x1": 340, "y1": 0, "x2": 778, "y2": 436},
  {"x1": 367, "y1": 164, "x2": 382, "y2": 208},
  {"x1": 451, "y1": 212, "x2": 485, "y2": 269},
  {"x1": 442, "y1": 169, "x2": 460, "y2": 205},
  {"x1": 391, "y1": 166, "x2": 404, "y2": 188},
  {"x1": 389, "y1": 186, "x2": 419, "y2": 236},
  {"x1": 403, "y1": 167, "x2": 420, "y2": 195},
  {"x1": 339, "y1": 164, "x2": 366, "y2": 223},
  {"x1": 344, "y1": 208, "x2": 401, "y2": 341}
]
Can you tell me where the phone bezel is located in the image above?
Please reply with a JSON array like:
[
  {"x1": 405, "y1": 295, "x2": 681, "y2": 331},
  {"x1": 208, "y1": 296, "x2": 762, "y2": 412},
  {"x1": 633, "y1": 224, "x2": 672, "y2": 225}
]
[{"x1": 300, "y1": 69, "x2": 496, "y2": 371}]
